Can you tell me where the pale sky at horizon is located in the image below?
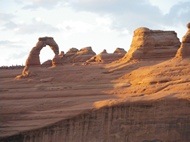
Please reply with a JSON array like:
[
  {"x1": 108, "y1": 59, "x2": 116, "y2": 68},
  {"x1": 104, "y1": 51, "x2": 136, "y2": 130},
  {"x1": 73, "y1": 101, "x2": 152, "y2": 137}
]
[{"x1": 0, "y1": 0, "x2": 189, "y2": 66}]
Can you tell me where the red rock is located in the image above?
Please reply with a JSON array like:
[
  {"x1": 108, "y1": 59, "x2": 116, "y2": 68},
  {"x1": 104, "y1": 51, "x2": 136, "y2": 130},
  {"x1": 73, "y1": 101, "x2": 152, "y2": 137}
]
[
  {"x1": 176, "y1": 22, "x2": 190, "y2": 58},
  {"x1": 123, "y1": 28, "x2": 180, "y2": 61},
  {"x1": 62, "y1": 46, "x2": 96, "y2": 63},
  {"x1": 86, "y1": 48, "x2": 126, "y2": 63},
  {"x1": 41, "y1": 60, "x2": 52, "y2": 67},
  {"x1": 22, "y1": 37, "x2": 59, "y2": 77}
]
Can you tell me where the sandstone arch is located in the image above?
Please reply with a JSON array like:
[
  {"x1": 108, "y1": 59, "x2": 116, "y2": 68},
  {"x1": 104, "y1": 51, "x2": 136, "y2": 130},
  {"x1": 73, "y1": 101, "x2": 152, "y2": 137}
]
[
  {"x1": 122, "y1": 27, "x2": 180, "y2": 61},
  {"x1": 18, "y1": 37, "x2": 60, "y2": 77},
  {"x1": 25, "y1": 37, "x2": 59, "y2": 67}
]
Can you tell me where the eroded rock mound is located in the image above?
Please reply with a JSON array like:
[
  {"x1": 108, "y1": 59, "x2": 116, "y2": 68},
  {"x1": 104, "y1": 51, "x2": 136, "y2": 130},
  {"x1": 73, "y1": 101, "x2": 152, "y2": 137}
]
[
  {"x1": 123, "y1": 28, "x2": 180, "y2": 61},
  {"x1": 65, "y1": 48, "x2": 79, "y2": 57},
  {"x1": 176, "y1": 22, "x2": 190, "y2": 58},
  {"x1": 86, "y1": 48, "x2": 126, "y2": 63},
  {"x1": 41, "y1": 60, "x2": 52, "y2": 67},
  {"x1": 114, "y1": 48, "x2": 127, "y2": 54},
  {"x1": 61, "y1": 46, "x2": 96, "y2": 63}
]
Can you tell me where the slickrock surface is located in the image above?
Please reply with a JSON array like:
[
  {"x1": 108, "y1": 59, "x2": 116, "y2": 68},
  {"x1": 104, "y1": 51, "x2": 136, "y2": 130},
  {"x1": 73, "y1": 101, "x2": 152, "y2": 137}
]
[
  {"x1": 1, "y1": 24, "x2": 190, "y2": 142},
  {"x1": 123, "y1": 28, "x2": 180, "y2": 61},
  {"x1": 1, "y1": 58, "x2": 190, "y2": 142},
  {"x1": 176, "y1": 22, "x2": 190, "y2": 58}
]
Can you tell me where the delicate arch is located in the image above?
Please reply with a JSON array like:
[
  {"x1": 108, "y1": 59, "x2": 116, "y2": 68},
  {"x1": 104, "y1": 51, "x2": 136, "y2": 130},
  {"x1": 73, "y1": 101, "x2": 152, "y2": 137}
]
[{"x1": 25, "y1": 37, "x2": 59, "y2": 67}]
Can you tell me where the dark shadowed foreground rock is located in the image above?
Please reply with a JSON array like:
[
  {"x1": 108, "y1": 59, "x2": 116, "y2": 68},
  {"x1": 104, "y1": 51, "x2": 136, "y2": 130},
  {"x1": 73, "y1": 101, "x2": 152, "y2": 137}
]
[
  {"x1": 123, "y1": 28, "x2": 180, "y2": 61},
  {"x1": 1, "y1": 99, "x2": 189, "y2": 142},
  {"x1": 176, "y1": 22, "x2": 190, "y2": 58}
]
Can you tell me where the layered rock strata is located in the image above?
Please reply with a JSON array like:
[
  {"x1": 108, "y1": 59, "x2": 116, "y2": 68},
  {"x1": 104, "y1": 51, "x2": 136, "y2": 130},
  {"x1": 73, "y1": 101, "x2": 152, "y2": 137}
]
[
  {"x1": 1, "y1": 99, "x2": 189, "y2": 142},
  {"x1": 176, "y1": 23, "x2": 190, "y2": 58},
  {"x1": 123, "y1": 28, "x2": 180, "y2": 61}
]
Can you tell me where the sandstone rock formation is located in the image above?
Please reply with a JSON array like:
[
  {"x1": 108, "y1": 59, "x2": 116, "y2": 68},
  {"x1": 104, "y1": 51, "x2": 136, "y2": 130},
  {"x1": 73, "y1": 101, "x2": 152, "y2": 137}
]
[
  {"x1": 2, "y1": 57, "x2": 190, "y2": 142},
  {"x1": 19, "y1": 37, "x2": 59, "y2": 77},
  {"x1": 176, "y1": 22, "x2": 190, "y2": 58},
  {"x1": 100, "y1": 49, "x2": 108, "y2": 54},
  {"x1": 114, "y1": 47, "x2": 127, "y2": 54},
  {"x1": 2, "y1": 99, "x2": 188, "y2": 142},
  {"x1": 86, "y1": 48, "x2": 126, "y2": 63},
  {"x1": 2, "y1": 24, "x2": 190, "y2": 142},
  {"x1": 52, "y1": 55, "x2": 62, "y2": 66},
  {"x1": 25, "y1": 37, "x2": 59, "y2": 67},
  {"x1": 41, "y1": 60, "x2": 52, "y2": 67},
  {"x1": 123, "y1": 28, "x2": 180, "y2": 61},
  {"x1": 65, "y1": 48, "x2": 79, "y2": 57},
  {"x1": 61, "y1": 46, "x2": 96, "y2": 63}
]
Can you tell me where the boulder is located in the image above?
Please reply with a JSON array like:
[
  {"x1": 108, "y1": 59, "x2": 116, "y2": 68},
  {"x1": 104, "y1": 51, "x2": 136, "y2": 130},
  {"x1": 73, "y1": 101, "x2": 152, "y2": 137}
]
[
  {"x1": 123, "y1": 27, "x2": 180, "y2": 61},
  {"x1": 176, "y1": 22, "x2": 190, "y2": 58},
  {"x1": 41, "y1": 60, "x2": 52, "y2": 67}
]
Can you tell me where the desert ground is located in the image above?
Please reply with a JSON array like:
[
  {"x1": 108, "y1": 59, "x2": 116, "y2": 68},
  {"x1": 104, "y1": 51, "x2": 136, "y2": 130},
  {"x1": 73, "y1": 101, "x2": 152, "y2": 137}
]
[
  {"x1": 1, "y1": 57, "x2": 190, "y2": 142},
  {"x1": 0, "y1": 23, "x2": 190, "y2": 142}
]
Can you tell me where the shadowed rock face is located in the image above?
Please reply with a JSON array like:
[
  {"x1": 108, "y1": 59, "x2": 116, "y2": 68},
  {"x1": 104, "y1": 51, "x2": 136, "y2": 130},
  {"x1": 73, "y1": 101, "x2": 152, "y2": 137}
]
[
  {"x1": 176, "y1": 22, "x2": 190, "y2": 58},
  {"x1": 123, "y1": 28, "x2": 180, "y2": 61},
  {"x1": 1, "y1": 99, "x2": 190, "y2": 142}
]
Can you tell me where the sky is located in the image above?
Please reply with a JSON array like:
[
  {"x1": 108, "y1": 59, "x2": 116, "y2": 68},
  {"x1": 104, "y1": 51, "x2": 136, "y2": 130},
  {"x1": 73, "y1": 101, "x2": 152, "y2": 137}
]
[{"x1": 0, "y1": 0, "x2": 189, "y2": 66}]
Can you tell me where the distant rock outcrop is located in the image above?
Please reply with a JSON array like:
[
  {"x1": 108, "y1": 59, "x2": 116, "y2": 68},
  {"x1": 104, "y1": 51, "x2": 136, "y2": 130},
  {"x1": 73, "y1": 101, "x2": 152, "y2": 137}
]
[
  {"x1": 123, "y1": 28, "x2": 180, "y2": 61},
  {"x1": 114, "y1": 48, "x2": 127, "y2": 54},
  {"x1": 61, "y1": 46, "x2": 96, "y2": 63},
  {"x1": 176, "y1": 23, "x2": 190, "y2": 58},
  {"x1": 65, "y1": 48, "x2": 79, "y2": 57},
  {"x1": 86, "y1": 48, "x2": 126, "y2": 63}
]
